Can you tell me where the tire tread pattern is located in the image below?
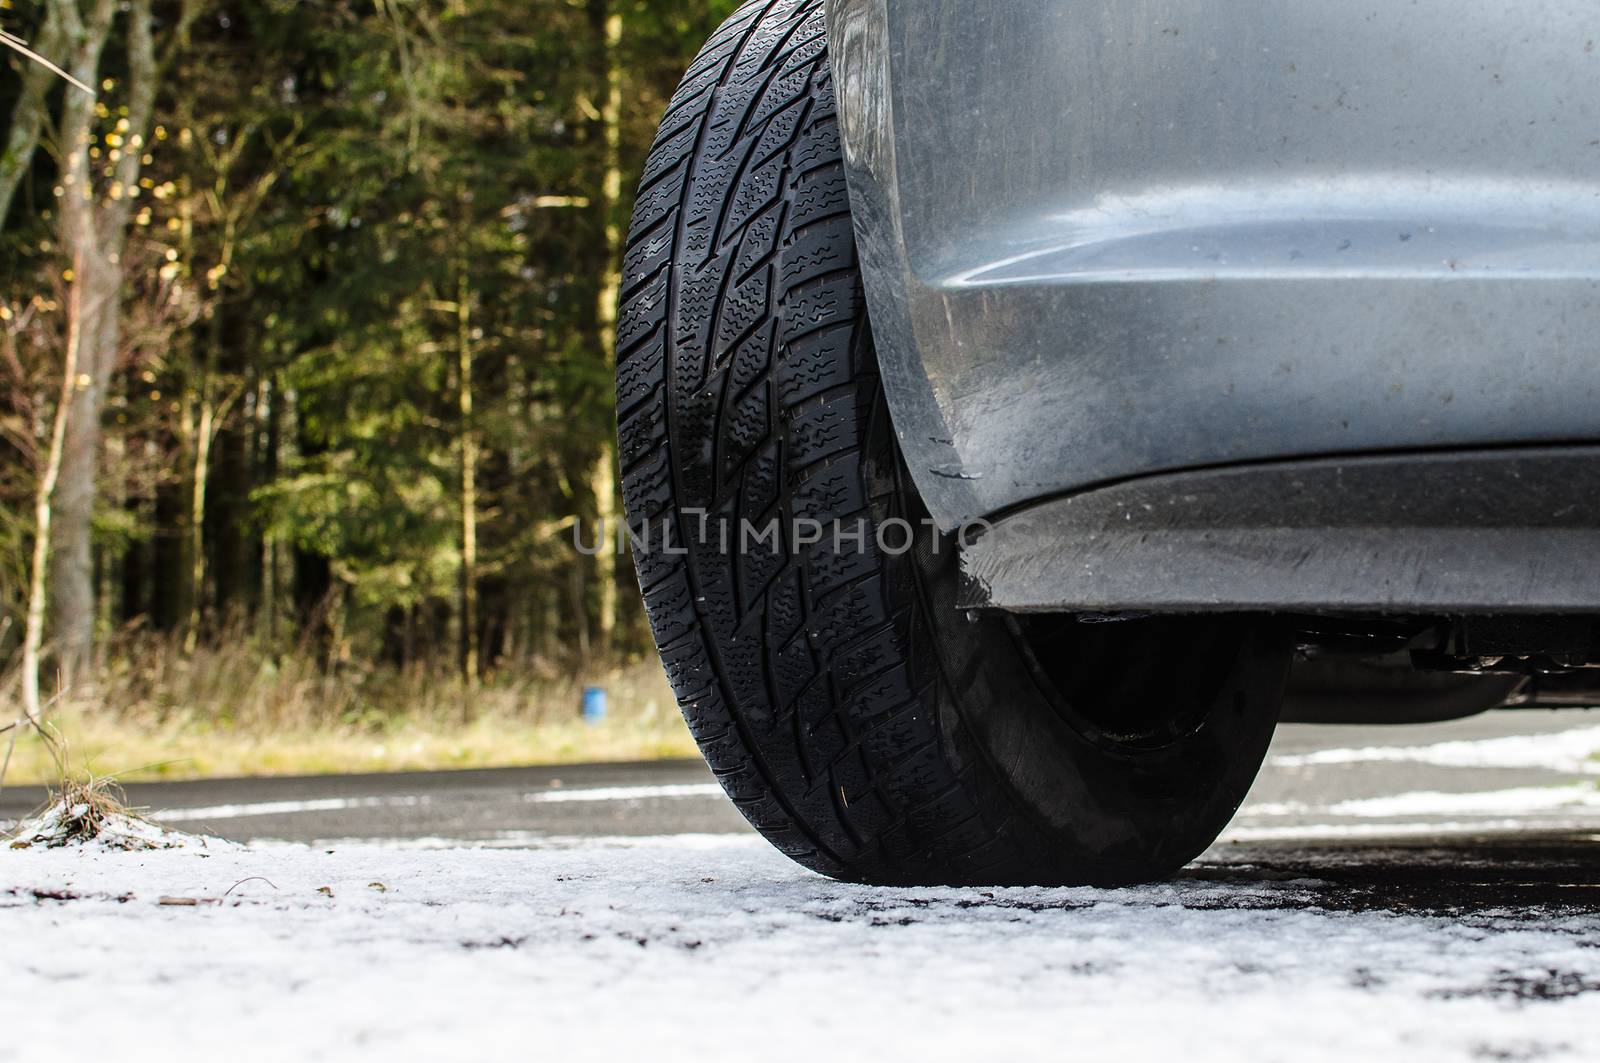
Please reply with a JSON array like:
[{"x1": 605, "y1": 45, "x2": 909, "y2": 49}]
[{"x1": 620, "y1": 0, "x2": 1046, "y2": 883}]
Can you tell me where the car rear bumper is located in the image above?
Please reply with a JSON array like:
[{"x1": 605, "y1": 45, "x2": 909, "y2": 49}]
[
  {"x1": 828, "y1": 0, "x2": 1600, "y2": 532},
  {"x1": 958, "y1": 446, "x2": 1600, "y2": 614}
]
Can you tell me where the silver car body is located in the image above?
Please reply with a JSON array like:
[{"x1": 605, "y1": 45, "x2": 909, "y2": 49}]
[{"x1": 825, "y1": 1, "x2": 1600, "y2": 612}]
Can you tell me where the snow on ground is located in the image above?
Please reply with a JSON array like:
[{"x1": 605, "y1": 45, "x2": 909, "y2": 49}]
[
  {"x1": 5, "y1": 832, "x2": 1600, "y2": 1063},
  {"x1": 4, "y1": 801, "x2": 235, "y2": 853},
  {"x1": 7, "y1": 716, "x2": 1600, "y2": 1062}
]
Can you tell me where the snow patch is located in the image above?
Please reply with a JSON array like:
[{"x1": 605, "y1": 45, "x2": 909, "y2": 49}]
[
  {"x1": 4, "y1": 838, "x2": 1599, "y2": 1063},
  {"x1": 6, "y1": 798, "x2": 231, "y2": 852}
]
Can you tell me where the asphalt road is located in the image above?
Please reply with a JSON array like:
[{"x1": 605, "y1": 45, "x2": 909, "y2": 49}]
[{"x1": 12, "y1": 704, "x2": 1600, "y2": 864}]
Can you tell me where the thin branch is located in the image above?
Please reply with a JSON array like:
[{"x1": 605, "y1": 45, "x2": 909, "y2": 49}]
[
  {"x1": 0, "y1": 26, "x2": 94, "y2": 94},
  {"x1": 1, "y1": 7, "x2": 74, "y2": 223}
]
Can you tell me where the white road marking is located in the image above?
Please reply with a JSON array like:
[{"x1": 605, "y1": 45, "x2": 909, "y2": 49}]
[
  {"x1": 294, "y1": 832, "x2": 763, "y2": 852},
  {"x1": 1218, "y1": 819, "x2": 1592, "y2": 842},
  {"x1": 1326, "y1": 783, "x2": 1600, "y2": 819},
  {"x1": 157, "y1": 796, "x2": 431, "y2": 822},
  {"x1": 154, "y1": 782, "x2": 725, "y2": 822},
  {"x1": 1243, "y1": 783, "x2": 1600, "y2": 820},
  {"x1": 1270, "y1": 724, "x2": 1600, "y2": 774},
  {"x1": 521, "y1": 782, "x2": 724, "y2": 804}
]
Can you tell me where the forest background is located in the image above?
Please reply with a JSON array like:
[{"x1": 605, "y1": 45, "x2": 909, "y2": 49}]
[{"x1": 0, "y1": 0, "x2": 741, "y2": 781}]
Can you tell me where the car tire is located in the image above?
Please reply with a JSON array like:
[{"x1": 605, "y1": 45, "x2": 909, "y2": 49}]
[{"x1": 617, "y1": 0, "x2": 1292, "y2": 885}]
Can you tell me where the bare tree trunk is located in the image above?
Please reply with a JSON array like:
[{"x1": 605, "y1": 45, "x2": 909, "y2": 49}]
[
  {"x1": 49, "y1": 0, "x2": 118, "y2": 682},
  {"x1": 592, "y1": 5, "x2": 625, "y2": 658},
  {"x1": 22, "y1": 253, "x2": 84, "y2": 723},
  {"x1": 182, "y1": 395, "x2": 216, "y2": 652},
  {"x1": 456, "y1": 268, "x2": 480, "y2": 693},
  {"x1": 183, "y1": 246, "x2": 231, "y2": 650},
  {"x1": 50, "y1": 0, "x2": 159, "y2": 680},
  {"x1": 259, "y1": 374, "x2": 283, "y2": 646},
  {"x1": 0, "y1": 1, "x2": 66, "y2": 226},
  {"x1": 51, "y1": 258, "x2": 118, "y2": 680}
]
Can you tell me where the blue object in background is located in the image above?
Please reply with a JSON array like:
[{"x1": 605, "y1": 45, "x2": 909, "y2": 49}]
[{"x1": 581, "y1": 685, "x2": 608, "y2": 725}]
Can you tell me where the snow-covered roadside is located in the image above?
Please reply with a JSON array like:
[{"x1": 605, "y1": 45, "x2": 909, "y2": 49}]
[{"x1": 5, "y1": 834, "x2": 1599, "y2": 1063}]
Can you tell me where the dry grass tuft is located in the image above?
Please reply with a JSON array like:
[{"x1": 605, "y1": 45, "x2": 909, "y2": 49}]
[
  {"x1": 47, "y1": 772, "x2": 131, "y2": 842},
  {"x1": 0, "y1": 632, "x2": 694, "y2": 785},
  {"x1": 20, "y1": 774, "x2": 138, "y2": 845},
  {"x1": 5, "y1": 754, "x2": 175, "y2": 850}
]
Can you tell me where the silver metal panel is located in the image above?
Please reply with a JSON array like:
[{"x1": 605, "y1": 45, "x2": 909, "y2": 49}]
[
  {"x1": 828, "y1": 0, "x2": 1600, "y2": 530},
  {"x1": 957, "y1": 447, "x2": 1600, "y2": 614}
]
